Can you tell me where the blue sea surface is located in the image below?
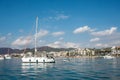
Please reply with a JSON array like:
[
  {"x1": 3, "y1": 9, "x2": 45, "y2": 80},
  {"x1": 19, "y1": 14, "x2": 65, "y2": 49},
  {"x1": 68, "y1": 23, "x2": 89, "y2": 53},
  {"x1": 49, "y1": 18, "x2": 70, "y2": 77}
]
[{"x1": 0, "y1": 57, "x2": 120, "y2": 80}]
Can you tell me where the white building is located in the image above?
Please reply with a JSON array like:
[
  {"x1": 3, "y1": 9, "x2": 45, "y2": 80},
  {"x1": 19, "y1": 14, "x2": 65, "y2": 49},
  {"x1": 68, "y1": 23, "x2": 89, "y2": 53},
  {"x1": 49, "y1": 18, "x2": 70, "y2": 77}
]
[{"x1": 111, "y1": 46, "x2": 120, "y2": 54}]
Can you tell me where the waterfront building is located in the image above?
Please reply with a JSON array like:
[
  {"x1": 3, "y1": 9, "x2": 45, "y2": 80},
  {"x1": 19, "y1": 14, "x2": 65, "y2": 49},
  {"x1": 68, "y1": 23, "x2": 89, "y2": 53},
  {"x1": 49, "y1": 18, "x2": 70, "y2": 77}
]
[{"x1": 111, "y1": 46, "x2": 120, "y2": 55}]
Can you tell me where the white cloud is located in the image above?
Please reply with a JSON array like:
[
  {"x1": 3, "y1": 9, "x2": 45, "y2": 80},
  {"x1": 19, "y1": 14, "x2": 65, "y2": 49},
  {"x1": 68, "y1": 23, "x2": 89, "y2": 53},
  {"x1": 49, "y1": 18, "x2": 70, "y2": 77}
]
[
  {"x1": 0, "y1": 36, "x2": 6, "y2": 42},
  {"x1": 19, "y1": 29, "x2": 24, "y2": 33},
  {"x1": 64, "y1": 42, "x2": 79, "y2": 48},
  {"x1": 90, "y1": 38, "x2": 100, "y2": 42},
  {"x1": 47, "y1": 41, "x2": 79, "y2": 48},
  {"x1": 113, "y1": 40, "x2": 120, "y2": 45},
  {"x1": 7, "y1": 33, "x2": 12, "y2": 36},
  {"x1": 36, "y1": 29, "x2": 49, "y2": 38},
  {"x1": 39, "y1": 40, "x2": 45, "y2": 43},
  {"x1": 95, "y1": 43, "x2": 109, "y2": 47},
  {"x1": 47, "y1": 41, "x2": 62, "y2": 48},
  {"x1": 42, "y1": 13, "x2": 69, "y2": 21},
  {"x1": 11, "y1": 36, "x2": 32, "y2": 47},
  {"x1": 108, "y1": 40, "x2": 120, "y2": 47},
  {"x1": 52, "y1": 31, "x2": 65, "y2": 37},
  {"x1": 73, "y1": 26, "x2": 94, "y2": 34},
  {"x1": 59, "y1": 37, "x2": 64, "y2": 40},
  {"x1": 91, "y1": 27, "x2": 117, "y2": 36},
  {"x1": 11, "y1": 29, "x2": 49, "y2": 49},
  {"x1": 55, "y1": 14, "x2": 69, "y2": 20}
]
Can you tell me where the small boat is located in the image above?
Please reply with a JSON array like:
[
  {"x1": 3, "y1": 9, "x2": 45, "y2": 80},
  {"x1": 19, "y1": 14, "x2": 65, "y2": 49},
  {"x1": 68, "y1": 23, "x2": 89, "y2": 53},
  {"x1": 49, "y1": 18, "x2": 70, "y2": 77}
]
[
  {"x1": 0, "y1": 55, "x2": 4, "y2": 60},
  {"x1": 103, "y1": 54, "x2": 114, "y2": 59},
  {"x1": 4, "y1": 54, "x2": 11, "y2": 59},
  {"x1": 21, "y1": 17, "x2": 55, "y2": 63},
  {"x1": 4, "y1": 48, "x2": 12, "y2": 59}
]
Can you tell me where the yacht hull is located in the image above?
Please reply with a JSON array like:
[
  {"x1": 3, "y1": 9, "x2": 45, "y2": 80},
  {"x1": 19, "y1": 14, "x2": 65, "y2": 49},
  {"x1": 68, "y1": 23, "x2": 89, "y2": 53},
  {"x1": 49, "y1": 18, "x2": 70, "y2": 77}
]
[
  {"x1": 103, "y1": 55, "x2": 114, "y2": 59},
  {"x1": 22, "y1": 57, "x2": 55, "y2": 63},
  {"x1": 4, "y1": 55, "x2": 11, "y2": 59}
]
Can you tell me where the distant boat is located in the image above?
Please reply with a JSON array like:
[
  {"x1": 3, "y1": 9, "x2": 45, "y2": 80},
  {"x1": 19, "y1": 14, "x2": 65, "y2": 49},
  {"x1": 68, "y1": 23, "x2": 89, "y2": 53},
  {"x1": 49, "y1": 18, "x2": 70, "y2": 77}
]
[
  {"x1": 0, "y1": 55, "x2": 4, "y2": 60},
  {"x1": 21, "y1": 17, "x2": 55, "y2": 63},
  {"x1": 103, "y1": 54, "x2": 114, "y2": 59},
  {"x1": 4, "y1": 54, "x2": 11, "y2": 59},
  {"x1": 4, "y1": 48, "x2": 12, "y2": 59}
]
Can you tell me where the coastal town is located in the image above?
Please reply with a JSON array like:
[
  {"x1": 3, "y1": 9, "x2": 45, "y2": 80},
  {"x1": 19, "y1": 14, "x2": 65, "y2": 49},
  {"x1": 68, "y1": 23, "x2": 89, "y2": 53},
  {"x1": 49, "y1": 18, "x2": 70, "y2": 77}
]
[{"x1": 0, "y1": 46, "x2": 120, "y2": 59}]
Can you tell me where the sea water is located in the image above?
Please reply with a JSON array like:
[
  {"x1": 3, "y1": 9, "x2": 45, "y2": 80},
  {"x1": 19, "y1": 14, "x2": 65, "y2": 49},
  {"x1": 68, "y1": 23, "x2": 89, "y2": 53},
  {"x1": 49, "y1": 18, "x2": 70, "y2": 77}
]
[{"x1": 0, "y1": 57, "x2": 120, "y2": 80}]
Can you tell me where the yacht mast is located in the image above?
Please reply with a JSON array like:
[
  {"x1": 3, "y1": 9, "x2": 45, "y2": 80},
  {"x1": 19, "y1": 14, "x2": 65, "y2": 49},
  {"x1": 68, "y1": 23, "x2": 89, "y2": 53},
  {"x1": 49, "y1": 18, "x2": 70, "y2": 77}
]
[{"x1": 35, "y1": 16, "x2": 38, "y2": 53}]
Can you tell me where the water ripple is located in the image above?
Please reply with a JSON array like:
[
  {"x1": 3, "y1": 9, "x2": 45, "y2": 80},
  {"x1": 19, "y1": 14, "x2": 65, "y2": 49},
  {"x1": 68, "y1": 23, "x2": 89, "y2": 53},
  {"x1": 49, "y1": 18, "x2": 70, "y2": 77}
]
[{"x1": 0, "y1": 58, "x2": 120, "y2": 80}]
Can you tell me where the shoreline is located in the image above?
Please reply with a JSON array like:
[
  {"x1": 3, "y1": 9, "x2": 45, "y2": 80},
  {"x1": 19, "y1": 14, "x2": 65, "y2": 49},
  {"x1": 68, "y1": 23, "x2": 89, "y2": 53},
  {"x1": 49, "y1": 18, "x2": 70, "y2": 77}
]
[{"x1": 54, "y1": 55, "x2": 120, "y2": 58}]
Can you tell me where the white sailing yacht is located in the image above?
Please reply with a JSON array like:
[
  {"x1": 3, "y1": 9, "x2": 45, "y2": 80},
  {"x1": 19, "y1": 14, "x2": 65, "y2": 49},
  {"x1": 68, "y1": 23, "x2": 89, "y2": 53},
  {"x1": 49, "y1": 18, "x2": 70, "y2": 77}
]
[
  {"x1": 4, "y1": 48, "x2": 11, "y2": 59},
  {"x1": 21, "y1": 17, "x2": 55, "y2": 63}
]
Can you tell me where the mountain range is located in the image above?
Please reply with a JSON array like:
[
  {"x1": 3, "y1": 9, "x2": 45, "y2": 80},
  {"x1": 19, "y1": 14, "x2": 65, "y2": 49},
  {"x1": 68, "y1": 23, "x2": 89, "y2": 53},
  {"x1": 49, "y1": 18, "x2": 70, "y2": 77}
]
[{"x1": 0, "y1": 46, "x2": 75, "y2": 54}]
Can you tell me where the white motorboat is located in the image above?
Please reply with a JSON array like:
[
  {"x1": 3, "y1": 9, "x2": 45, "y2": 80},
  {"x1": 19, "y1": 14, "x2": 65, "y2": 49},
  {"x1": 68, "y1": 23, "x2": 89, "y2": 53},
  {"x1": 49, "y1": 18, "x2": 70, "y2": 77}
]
[
  {"x1": 22, "y1": 17, "x2": 55, "y2": 63},
  {"x1": 4, "y1": 54, "x2": 11, "y2": 59},
  {"x1": 0, "y1": 55, "x2": 4, "y2": 60},
  {"x1": 103, "y1": 54, "x2": 114, "y2": 59}
]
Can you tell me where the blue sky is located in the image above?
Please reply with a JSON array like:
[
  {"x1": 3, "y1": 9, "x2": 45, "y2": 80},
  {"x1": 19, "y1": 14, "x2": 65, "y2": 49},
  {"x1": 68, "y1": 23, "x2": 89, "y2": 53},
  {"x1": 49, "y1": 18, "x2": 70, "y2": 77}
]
[{"x1": 0, "y1": 0, "x2": 120, "y2": 49}]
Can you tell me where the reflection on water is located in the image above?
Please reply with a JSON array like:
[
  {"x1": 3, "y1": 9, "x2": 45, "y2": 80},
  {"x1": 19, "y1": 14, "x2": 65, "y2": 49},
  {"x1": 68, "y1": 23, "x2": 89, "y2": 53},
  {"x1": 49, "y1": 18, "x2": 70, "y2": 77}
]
[
  {"x1": 0, "y1": 58, "x2": 120, "y2": 80},
  {"x1": 21, "y1": 63, "x2": 54, "y2": 69},
  {"x1": 56, "y1": 57, "x2": 120, "y2": 80},
  {"x1": 20, "y1": 62, "x2": 55, "y2": 79},
  {"x1": 21, "y1": 63, "x2": 55, "y2": 75}
]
